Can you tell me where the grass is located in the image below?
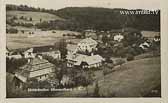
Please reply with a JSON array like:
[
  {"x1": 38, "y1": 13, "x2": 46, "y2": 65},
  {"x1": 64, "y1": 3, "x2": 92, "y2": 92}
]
[
  {"x1": 7, "y1": 10, "x2": 64, "y2": 25},
  {"x1": 97, "y1": 57, "x2": 161, "y2": 97},
  {"x1": 7, "y1": 30, "x2": 80, "y2": 50}
]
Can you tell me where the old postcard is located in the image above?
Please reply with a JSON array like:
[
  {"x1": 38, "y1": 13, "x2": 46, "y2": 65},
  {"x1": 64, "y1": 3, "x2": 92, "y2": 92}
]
[{"x1": 0, "y1": 0, "x2": 168, "y2": 103}]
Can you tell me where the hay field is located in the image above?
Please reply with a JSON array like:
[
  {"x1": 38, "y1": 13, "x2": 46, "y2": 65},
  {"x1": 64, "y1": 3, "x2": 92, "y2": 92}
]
[{"x1": 7, "y1": 30, "x2": 80, "y2": 50}]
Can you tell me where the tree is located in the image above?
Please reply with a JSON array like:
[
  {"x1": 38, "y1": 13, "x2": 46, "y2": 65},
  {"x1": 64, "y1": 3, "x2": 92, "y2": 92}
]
[
  {"x1": 12, "y1": 16, "x2": 18, "y2": 20},
  {"x1": 6, "y1": 58, "x2": 27, "y2": 73},
  {"x1": 93, "y1": 81, "x2": 100, "y2": 97},
  {"x1": 59, "y1": 38, "x2": 67, "y2": 59},
  {"x1": 40, "y1": 18, "x2": 42, "y2": 23},
  {"x1": 102, "y1": 64, "x2": 112, "y2": 81},
  {"x1": 126, "y1": 54, "x2": 134, "y2": 61},
  {"x1": 124, "y1": 31, "x2": 142, "y2": 46},
  {"x1": 29, "y1": 17, "x2": 33, "y2": 21},
  {"x1": 81, "y1": 71, "x2": 93, "y2": 96},
  {"x1": 21, "y1": 30, "x2": 24, "y2": 34},
  {"x1": 55, "y1": 62, "x2": 67, "y2": 86},
  {"x1": 72, "y1": 70, "x2": 93, "y2": 95},
  {"x1": 102, "y1": 35, "x2": 108, "y2": 44},
  {"x1": 7, "y1": 28, "x2": 18, "y2": 34},
  {"x1": 116, "y1": 58, "x2": 125, "y2": 69}
]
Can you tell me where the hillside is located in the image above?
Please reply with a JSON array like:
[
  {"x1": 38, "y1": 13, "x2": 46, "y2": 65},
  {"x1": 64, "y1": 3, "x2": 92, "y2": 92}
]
[
  {"x1": 6, "y1": 10, "x2": 65, "y2": 25},
  {"x1": 55, "y1": 57, "x2": 161, "y2": 97},
  {"x1": 56, "y1": 7, "x2": 160, "y2": 31},
  {"x1": 6, "y1": 5, "x2": 160, "y2": 31},
  {"x1": 97, "y1": 57, "x2": 161, "y2": 97}
]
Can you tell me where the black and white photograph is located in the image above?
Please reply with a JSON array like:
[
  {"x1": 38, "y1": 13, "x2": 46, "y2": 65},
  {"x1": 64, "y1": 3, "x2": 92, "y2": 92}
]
[{"x1": 5, "y1": 0, "x2": 162, "y2": 99}]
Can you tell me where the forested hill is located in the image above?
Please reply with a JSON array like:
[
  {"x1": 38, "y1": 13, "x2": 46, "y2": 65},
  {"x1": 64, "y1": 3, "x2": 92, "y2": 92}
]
[
  {"x1": 56, "y1": 7, "x2": 160, "y2": 31},
  {"x1": 6, "y1": 5, "x2": 160, "y2": 31}
]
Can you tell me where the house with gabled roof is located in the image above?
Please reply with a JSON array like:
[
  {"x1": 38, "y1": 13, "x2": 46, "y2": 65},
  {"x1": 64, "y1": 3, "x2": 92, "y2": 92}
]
[
  {"x1": 66, "y1": 53, "x2": 104, "y2": 69},
  {"x1": 66, "y1": 38, "x2": 98, "y2": 55},
  {"x1": 40, "y1": 50, "x2": 61, "y2": 59},
  {"x1": 22, "y1": 48, "x2": 35, "y2": 59},
  {"x1": 14, "y1": 57, "x2": 55, "y2": 84},
  {"x1": 6, "y1": 47, "x2": 35, "y2": 59},
  {"x1": 77, "y1": 38, "x2": 98, "y2": 53}
]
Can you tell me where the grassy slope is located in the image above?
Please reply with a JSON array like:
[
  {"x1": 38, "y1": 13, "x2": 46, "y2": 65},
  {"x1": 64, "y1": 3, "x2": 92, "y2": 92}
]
[
  {"x1": 7, "y1": 10, "x2": 64, "y2": 25},
  {"x1": 57, "y1": 57, "x2": 161, "y2": 97},
  {"x1": 97, "y1": 57, "x2": 161, "y2": 97}
]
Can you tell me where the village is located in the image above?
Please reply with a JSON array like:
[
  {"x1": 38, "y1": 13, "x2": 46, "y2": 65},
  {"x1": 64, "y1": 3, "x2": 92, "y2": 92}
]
[
  {"x1": 6, "y1": 4, "x2": 161, "y2": 97},
  {"x1": 6, "y1": 28, "x2": 160, "y2": 97}
]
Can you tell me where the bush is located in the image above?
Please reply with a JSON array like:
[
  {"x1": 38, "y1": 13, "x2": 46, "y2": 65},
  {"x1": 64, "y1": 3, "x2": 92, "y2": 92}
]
[
  {"x1": 115, "y1": 58, "x2": 126, "y2": 66},
  {"x1": 23, "y1": 23, "x2": 34, "y2": 28},
  {"x1": 103, "y1": 68, "x2": 112, "y2": 76},
  {"x1": 6, "y1": 28, "x2": 18, "y2": 33},
  {"x1": 52, "y1": 31, "x2": 56, "y2": 33},
  {"x1": 126, "y1": 54, "x2": 134, "y2": 61}
]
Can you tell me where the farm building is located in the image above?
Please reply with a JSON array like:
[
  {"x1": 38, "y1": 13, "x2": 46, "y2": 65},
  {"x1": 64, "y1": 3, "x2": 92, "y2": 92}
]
[
  {"x1": 40, "y1": 50, "x2": 61, "y2": 59},
  {"x1": 141, "y1": 31, "x2": 160, "y2": 41},
  {"x1": 66, "y1": 38, "x2": 98, "y2": 54},
  {"x1": 77, "y1": 38, "x2": 98, "y2": 53},
  {"x1": 139, "y1": 42, "x2": 151, "y2": 50},
  {"x1": 14, "y1": 57, "x2": 55, "y2": 87},
  {"x1": 6, "y1": 48, "x2": 35, "y2": 59},
  {"x1": 114, "y1": 34, "x2": 124, "y2": 42},
  {"x1": 22, "y1": 48, "x2": 35, "y2": 58},
  {"x1": 66, "y1": 53, "x2": 104, "y2": 69}
]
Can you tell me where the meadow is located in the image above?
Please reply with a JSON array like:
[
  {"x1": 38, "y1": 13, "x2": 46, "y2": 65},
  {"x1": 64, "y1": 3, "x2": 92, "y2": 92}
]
[
  {"x1": 7, "y1": 10, "x2": 64, "y2": 24},
  {"x1": 7, "y1": 30, "x2": 80, "y2": 50}
]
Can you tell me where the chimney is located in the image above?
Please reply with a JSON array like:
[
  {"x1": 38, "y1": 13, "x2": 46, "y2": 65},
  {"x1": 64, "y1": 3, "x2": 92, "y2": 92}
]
[{"x1": 91, "y1": 53, "x2": 94, "y2": 56}]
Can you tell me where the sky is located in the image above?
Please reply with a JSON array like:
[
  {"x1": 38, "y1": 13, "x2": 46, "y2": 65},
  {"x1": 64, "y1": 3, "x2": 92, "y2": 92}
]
[{"x1": 5, "y1": 0, "x2": 160, "y2": 10}]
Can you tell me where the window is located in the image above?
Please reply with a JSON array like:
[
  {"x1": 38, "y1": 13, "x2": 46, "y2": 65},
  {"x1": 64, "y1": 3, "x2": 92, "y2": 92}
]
[{"x1": 28, "y1": 52, "x2": 31, "y2": 55}]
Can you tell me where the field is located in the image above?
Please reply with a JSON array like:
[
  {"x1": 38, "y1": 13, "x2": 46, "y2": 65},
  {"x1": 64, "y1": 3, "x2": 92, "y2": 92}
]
[
  {"x1": 97, "y1": 57, "x2": 161, "y2": 97},
  {"x1": 6, "y1": 10, "x2": 81, "y2": 50},
  {"x1": 7, "y1": 10, "x2": 64, "y2": 25},
  {"x1": 7, "y1": 30, "x2": 80, "y2": 50},
  {"x1": 53, "y1": 57, "x2": 161, "y2": 97}
]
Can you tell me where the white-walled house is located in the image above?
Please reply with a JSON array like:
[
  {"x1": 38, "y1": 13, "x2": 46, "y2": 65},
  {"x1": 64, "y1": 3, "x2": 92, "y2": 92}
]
[
  {"x1": 66, "y1": 38, "x2": 98, "y2": 54},
  {"x1": 114, "y1": 34, "x2": 124, "y2": 42},
  {"x1": 139, "y1": 42, "x2": 150, "y2": 50},
  {"x1": 7, "y1": 48, "x2": 35, "y2": 59},
  {"x1": 41, "y1": 50, "x2": 61, "y2": 59},
  {"x1": 23, "y1": 48, "x2": 35, "y2": 59},
  {"x1": 15, "y1": 57, "x2": 55, "y2": 83},
  {"x1": 77, "y1": 38, "x2": 98, "y2": 53},
  {"x1": 66, "y1": 53, "x2": 104, "y2": 69}
]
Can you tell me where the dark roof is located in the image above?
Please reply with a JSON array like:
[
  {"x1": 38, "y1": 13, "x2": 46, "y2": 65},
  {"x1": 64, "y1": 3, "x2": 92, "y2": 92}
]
[
  {"x1": 15, "y1": 58, "x2": 55, "y2": 78},
  {"x1": 20, "y1": 58, "x2": 55, "y2": 71}
]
